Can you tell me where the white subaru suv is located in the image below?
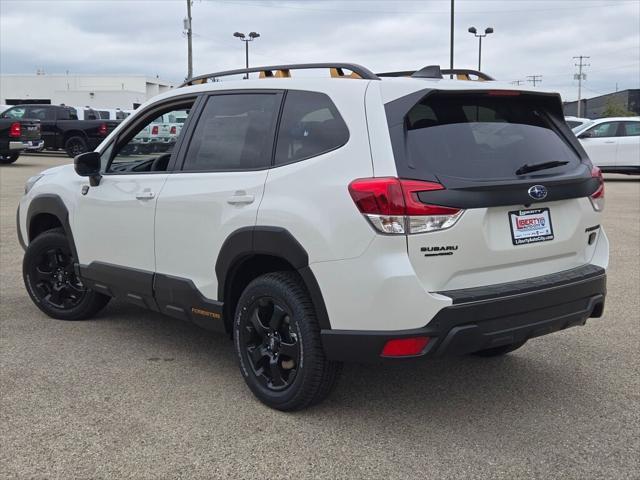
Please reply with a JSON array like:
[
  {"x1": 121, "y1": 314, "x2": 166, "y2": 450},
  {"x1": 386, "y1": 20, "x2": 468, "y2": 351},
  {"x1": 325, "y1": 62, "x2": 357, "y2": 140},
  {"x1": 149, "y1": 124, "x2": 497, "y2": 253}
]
[{"x1": 18, "y1": 63, "x2": 609, "y2": 411}]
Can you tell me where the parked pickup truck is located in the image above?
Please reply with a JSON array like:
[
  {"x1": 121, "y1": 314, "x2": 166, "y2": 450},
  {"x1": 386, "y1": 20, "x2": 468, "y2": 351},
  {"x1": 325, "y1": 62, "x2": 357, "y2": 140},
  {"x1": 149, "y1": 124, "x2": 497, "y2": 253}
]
[
  {"x1": 0, "y1": 104, "x2": 119, "y2": 157},
  {"x1": 0, "y1": 118, "x2": 43, "y2": 164}
]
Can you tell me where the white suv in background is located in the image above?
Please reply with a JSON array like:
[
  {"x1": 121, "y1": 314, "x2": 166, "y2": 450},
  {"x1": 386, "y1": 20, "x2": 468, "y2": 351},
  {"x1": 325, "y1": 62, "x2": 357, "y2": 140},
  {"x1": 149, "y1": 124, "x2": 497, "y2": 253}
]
[
  {"x1": 17, "y1": 63, "x2": 609, "y2": 410},
  {"x1": 565, "y1": 116, "x2": 590, "y2": 130},
  {"x1": 574, "y1": 117, "x2": 640, "y2": 174}
]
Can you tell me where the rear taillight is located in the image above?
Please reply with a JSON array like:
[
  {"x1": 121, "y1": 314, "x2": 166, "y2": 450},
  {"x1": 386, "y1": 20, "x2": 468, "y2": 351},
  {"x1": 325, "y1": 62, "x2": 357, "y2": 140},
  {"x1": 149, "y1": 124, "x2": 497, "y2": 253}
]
[
  {"x1": 9, "y1": 122, "x2": 21, "y2": 138},
  {"x1": 98, "y1": 123, "x2": 107, "y2": 136},
  {"x1": 348, "y1": 177, "x2": 464, "y2": 234},
  {"x1": 151, "y1": 125, "x2": 159, "y2": 135},
  {"x1": 589, "y1": 166, "x2": 605, "y2": 212},
  {"x1": 170, "y1": 126, "x2": 177, "y2": 134},
  {"x1": 381, "y1": 337, "x2": 430, "y2": 357}
]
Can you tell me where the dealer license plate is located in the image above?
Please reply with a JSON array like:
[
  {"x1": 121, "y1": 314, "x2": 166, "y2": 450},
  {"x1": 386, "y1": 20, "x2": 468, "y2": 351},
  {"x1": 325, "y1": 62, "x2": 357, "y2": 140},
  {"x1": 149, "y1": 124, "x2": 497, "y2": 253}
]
[{"x1": 509, "y1": 208, "x2": 554, "y2": 245}]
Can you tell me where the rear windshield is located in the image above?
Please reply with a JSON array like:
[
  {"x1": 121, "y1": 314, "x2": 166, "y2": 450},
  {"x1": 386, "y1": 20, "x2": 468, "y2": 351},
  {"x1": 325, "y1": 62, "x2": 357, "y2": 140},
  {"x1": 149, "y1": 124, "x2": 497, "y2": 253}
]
[{"x1": 399, "y1": 92, "x2": 580, "y2": 181}]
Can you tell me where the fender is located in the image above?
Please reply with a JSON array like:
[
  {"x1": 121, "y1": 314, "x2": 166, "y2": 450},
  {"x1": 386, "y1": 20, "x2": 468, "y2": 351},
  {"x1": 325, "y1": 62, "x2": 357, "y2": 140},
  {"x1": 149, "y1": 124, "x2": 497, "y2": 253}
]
[
  {"x1": 26, "y1": 194, "x2": 78, "y2": 261},
  {"x1": 216, "y1": 226, "x2": 332, "y2": 329}
]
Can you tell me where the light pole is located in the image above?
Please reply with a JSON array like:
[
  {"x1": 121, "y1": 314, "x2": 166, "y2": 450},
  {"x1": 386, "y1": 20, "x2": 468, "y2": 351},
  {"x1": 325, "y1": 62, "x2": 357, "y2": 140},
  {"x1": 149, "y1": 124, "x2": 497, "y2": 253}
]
[
  {"x1": 185, "y1": 0, "x2": 193, "y2": 81},
  {"x1": 468, "y1": 26, "x2": 493, "y2": 71},
  {"x1": 233, "y1": 31, "x2": 260, "y2": 78}
]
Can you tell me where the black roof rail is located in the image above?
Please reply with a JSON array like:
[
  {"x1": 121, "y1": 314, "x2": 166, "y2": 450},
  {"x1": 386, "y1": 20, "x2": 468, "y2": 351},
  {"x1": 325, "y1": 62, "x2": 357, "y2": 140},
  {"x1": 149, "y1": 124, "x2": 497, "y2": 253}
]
[
  {"x1": 377, "y1": 66, "x2": 494, "y2": 81},
  {"x1": 180, "y1": 63, "x2": 380, "y2": 87}
]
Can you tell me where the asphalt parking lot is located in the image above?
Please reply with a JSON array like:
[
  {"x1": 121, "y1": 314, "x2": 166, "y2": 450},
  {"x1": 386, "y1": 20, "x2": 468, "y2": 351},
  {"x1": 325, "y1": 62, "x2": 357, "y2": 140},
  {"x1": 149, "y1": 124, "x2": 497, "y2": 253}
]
[{"x1": 1, "y1": 154, "x2": 639, "y2": 479}]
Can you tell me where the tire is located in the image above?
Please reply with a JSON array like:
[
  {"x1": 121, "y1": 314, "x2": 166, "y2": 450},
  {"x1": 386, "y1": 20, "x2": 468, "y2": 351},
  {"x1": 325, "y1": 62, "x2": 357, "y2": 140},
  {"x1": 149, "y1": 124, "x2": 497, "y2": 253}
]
[
  {"x1": 0, "y1": 152, "x2": 19, "y2": 164},
  {"x1": 234, "y1": 271, "x2": 342, "y2": 411},
  {"x1": 472, "y1": 340, "x2": 527, "y2": 357},
  {"x1": 23, "y1": 229, "x2": 110, "y2": 320},
  {"x1": 64, "y1": 136, "x2": 88, "y2": 157}
]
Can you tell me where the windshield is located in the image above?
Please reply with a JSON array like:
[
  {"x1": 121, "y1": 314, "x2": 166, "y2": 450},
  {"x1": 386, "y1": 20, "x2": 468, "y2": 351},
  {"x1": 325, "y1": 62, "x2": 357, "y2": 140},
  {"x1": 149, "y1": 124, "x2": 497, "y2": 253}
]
[{"x1": 399, "y1": 92, "x2": 581, "y2": 181}]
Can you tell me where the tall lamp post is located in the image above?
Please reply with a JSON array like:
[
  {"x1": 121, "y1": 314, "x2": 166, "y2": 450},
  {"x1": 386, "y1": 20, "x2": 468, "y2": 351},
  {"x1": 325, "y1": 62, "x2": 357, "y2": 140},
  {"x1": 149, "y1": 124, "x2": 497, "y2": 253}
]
[
  {"x1": 233, "y1": 31, "x2": 260, "y2": 78},
  {"x1": 468, "y1": 26, "x2": 493, "y2": 71}
]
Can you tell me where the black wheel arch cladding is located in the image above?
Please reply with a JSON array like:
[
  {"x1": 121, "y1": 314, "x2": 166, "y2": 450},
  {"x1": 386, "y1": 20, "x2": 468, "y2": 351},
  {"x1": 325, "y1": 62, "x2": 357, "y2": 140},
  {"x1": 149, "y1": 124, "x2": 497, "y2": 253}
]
[
  {"x1": 216, "y1": 226, "x2": 331, "y2": 330},
  {"x1": 26, "y1": 194, "x2": 79, "y2": 260}
]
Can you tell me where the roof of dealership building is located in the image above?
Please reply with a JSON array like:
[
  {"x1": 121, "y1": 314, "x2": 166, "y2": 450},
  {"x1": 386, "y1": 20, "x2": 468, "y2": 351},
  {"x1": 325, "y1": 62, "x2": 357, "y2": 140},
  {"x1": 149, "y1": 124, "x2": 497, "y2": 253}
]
[{"x1": 0, "y1": 73, "x2": 176, "y2": 109}]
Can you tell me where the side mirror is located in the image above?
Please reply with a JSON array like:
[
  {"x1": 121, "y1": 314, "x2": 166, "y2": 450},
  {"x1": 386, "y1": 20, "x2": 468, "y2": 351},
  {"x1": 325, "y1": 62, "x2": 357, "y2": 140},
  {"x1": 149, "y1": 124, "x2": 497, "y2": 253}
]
[
  {"x1": 578, "y1": 131, "x2": 593, "y2": 139},
  {"x1": 74, "y1": 151, "x2": 102, "y2": 186}
]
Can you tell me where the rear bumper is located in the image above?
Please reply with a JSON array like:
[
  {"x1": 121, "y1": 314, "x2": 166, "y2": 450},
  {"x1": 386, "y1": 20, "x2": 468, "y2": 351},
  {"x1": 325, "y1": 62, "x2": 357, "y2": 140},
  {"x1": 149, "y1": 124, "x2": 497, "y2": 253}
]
[
  {"x1": 321, "y1": 264, "x2": 606, "y2": 362},
  {"x1": 10, "y1": 140, "x2": 44, "y2": 151}
]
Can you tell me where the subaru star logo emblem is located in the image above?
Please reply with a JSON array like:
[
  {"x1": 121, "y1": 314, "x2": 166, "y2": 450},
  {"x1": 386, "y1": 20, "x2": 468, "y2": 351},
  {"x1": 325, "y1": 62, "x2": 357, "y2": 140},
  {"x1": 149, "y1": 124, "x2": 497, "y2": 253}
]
[{"x1": 528, "y1": 185, "x2": 548, "y2": 200}]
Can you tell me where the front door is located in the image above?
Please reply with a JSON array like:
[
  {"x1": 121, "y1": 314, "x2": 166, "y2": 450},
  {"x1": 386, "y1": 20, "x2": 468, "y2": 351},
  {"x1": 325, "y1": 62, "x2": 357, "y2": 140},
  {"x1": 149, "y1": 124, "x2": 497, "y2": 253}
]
[
  {"x1": 579, "y1": 121, "x2": 621, "y2": 168},
  {"x1": 73, "y1": 101, "x2": 196, "y2": 304}
]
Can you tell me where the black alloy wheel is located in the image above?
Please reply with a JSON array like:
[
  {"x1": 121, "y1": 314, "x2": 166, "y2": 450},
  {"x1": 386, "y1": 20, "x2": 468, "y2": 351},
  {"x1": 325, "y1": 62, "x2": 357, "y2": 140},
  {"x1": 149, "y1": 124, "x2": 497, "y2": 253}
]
[
  {"x1": 242, "y1": 297, "x2": 300, "y2": 391},
  {"x1": 234, "y1": 272, "x2": 341, "y2": 411},
  {"x1": 23, "y1": 229, "x2": 110, "y2": 320},
  {"x1": 65, "y1": 136, "x2": 88, "y2": 157},
  {"x1": 29, "y1": 246, "x2": 86, "y2": 309}
]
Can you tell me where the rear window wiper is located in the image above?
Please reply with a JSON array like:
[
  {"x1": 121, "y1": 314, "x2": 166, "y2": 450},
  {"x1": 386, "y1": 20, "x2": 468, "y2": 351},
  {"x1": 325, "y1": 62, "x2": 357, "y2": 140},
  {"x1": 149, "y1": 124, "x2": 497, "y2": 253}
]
[{"x1": 515, "y1": 160, "x2": 569, "y2": 175}]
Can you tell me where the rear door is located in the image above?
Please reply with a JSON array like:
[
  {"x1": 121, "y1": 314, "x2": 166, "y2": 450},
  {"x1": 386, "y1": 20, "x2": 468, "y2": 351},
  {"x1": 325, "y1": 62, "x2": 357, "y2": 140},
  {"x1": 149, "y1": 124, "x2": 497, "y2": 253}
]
[
  {"x1": 154, "y1": 91, "x2": 282, "y2": 310},
  {"x1": 383, "y1": 90, "x2": 602, "y2": 291},
  {"x1": 578, "y1": 121, "x2": 621, "y2": 168},
  {"x1": 617, "y1": 121, "x2": 640, "y2": 167}
]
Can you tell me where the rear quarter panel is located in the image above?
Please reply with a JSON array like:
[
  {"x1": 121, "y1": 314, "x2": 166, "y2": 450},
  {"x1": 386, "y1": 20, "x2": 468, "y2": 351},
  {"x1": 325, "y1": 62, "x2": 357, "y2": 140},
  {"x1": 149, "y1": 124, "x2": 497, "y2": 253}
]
[{"x1": 257, "y1": 82, "x2": 376, "y2": 263}]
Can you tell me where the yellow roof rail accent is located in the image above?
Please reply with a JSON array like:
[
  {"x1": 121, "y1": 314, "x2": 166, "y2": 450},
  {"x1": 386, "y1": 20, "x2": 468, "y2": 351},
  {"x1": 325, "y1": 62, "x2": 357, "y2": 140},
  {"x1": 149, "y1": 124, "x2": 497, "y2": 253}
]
[{"x1": 330, "y1": 67, "x2": 362, "y2": 79}]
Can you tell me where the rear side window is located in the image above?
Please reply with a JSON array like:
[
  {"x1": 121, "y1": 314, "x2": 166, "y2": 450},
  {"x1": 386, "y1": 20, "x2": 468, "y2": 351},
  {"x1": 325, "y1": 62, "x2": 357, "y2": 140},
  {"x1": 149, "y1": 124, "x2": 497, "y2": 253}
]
[
  {"x1": 274, "y1": 91, "x2": 349, "y2": 166},
  {"x1": 621, "y1": 121, "x2": 640, "y2": 137},
  {"x1": 26, "y1": 107, "x2": 54, "y2": 120},
  {"x1": 58, "y1": 108, "x2": 78, "y2": 120},
  {"x1": 397, "y1": 92, "x2": 581, "y2": 181},
  {"x1": 84, "y1": 109, "x2": 99, "y2": 120},
  {"x1": 183, "y1": 94, "x2": 279, "y2": 171}
]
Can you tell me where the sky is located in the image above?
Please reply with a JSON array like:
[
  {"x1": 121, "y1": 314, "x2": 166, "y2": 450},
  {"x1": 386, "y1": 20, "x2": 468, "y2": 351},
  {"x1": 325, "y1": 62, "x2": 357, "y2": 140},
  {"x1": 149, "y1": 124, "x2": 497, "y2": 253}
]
[{"x1": 0, "y1": 0, "x2": 638, "y2": 101}]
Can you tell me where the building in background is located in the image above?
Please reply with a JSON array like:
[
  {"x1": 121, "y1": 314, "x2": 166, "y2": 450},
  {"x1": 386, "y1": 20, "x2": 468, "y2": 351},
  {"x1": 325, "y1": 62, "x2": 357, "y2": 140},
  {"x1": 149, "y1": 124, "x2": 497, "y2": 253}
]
[
  {"x1": 563, "y1": 89, "x2": 639, "y2": 118},
  {"x1": 0, "y1": 73, "x2": 175, "y2": 110}
]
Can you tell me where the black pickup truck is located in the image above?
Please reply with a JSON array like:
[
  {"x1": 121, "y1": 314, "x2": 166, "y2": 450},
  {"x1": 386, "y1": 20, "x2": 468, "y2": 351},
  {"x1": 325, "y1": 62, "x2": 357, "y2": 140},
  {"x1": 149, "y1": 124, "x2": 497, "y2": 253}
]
[
  {"x1": 0, "y1": 118, "x2": 43, "y2": 164},
  {"x1": 0, "y1": 104, "x2": 119, "y2": 157}
]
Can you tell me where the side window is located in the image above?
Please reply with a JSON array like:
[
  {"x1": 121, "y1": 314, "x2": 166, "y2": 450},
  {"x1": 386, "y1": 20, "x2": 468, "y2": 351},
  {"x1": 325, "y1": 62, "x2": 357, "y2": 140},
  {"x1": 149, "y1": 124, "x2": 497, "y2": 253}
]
[
  {"x1": 26, "y1": 107, "x2": 53, "y2": 120},
  {"x1": 274, "y1": 91, "x2": 349, "y2": 166},
  {"x1": 84, "y1": 109, "x2": 99, "y2": 120},
  {"x1": 57, "y1": 108, "x2": 77, "y2": 120},
  {"x1": 182, "y1": 93, "x2": 279, "y2": 172},
  {"x1": 587, "y1": 122, "x2": 620, "y2": 138},
  {"x1": 105, "y1": 102, "x2": 194, "y2": 174},
  {"x1": 622, "y1": 121, "x2": 640, "y2": 137},
  {"x1": 2, "y1": 107, "x2": 26, "y2": 119}
]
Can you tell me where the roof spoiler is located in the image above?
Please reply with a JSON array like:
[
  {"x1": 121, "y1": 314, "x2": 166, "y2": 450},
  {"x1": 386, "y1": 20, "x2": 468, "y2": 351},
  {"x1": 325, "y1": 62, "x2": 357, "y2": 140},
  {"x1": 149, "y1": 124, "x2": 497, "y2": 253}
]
[{"x1": 377, "y1": 66, "x2": 494, "y2": 81}]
